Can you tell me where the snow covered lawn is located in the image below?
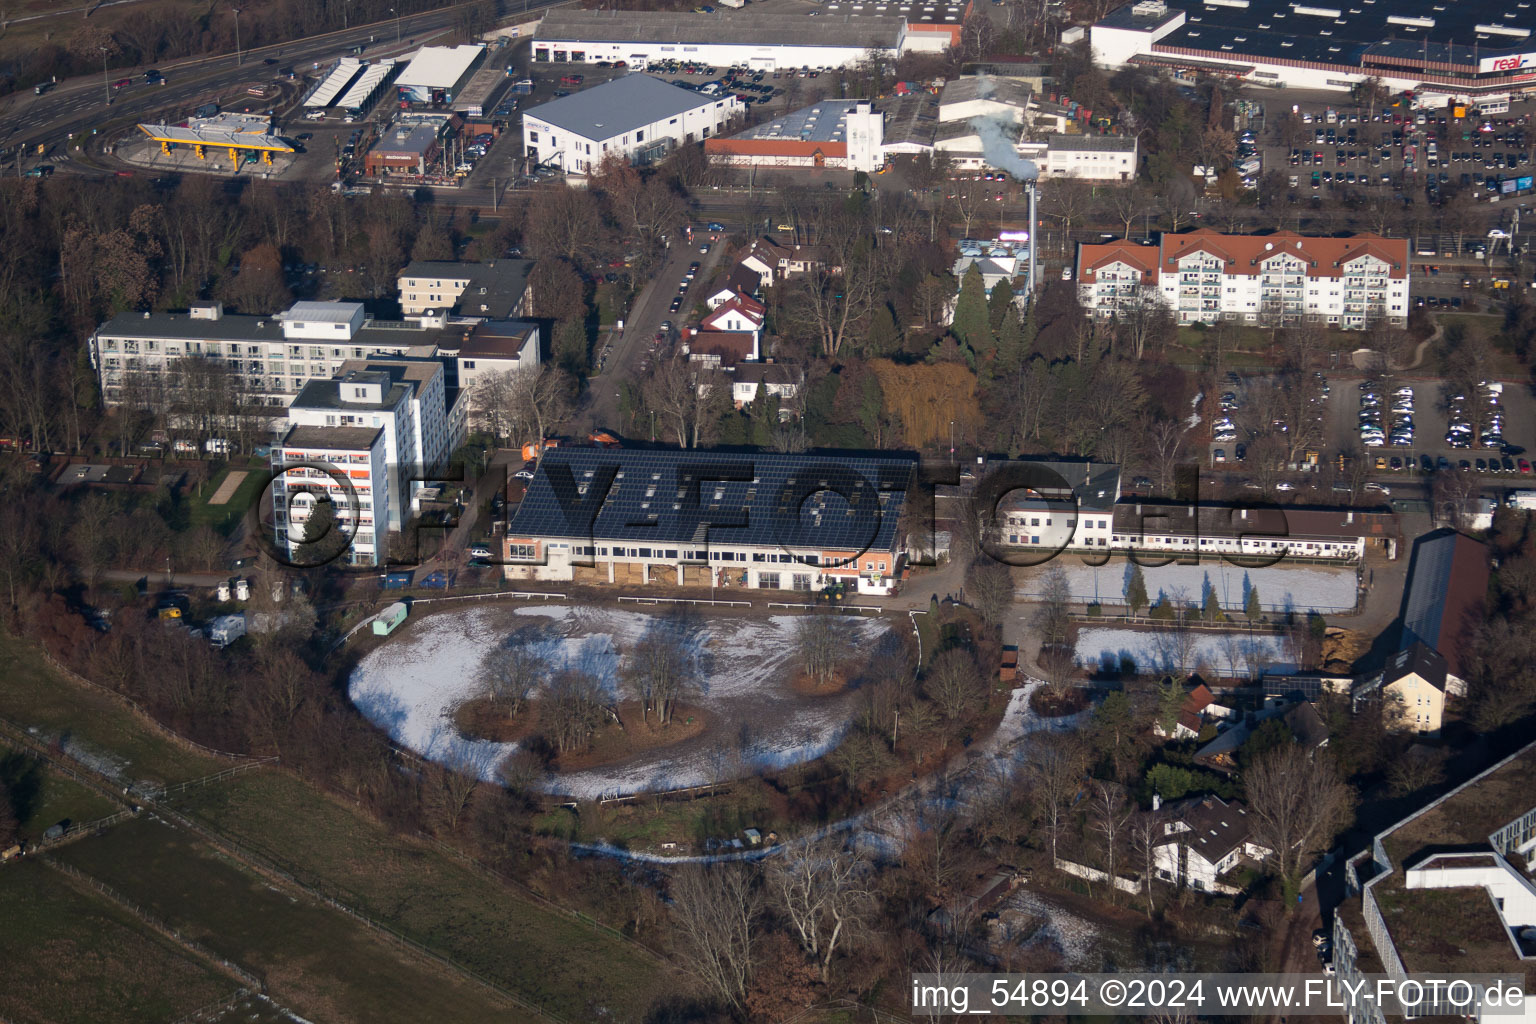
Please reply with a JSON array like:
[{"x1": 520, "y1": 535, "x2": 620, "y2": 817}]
[
  {"x1": 1074, "y1": 625, "x2": 1297, "y2": 679},
  {"x1": 348, "y1": 604, "x2": 892, "y2": 799},
  {"x1": 1018, "y1": 561, "x2": 1357, "y2": 614}
]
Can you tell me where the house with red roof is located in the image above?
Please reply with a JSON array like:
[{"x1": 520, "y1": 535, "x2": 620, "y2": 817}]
[
  {"x1": 1077, "y1": 230, "x2": 1410, "y2": 329},
  {"x1": 686, "y1": 292, "x2": 765, "y2": 367}
]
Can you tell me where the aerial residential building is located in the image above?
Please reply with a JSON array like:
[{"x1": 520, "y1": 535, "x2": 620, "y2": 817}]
[
  {"x1": 396, "y1": 259, "x2": 535, "y2": 318},
  {"x1": 1349, "y1": 642, "x2": 1449, "y2": 735},
  {"x1": 89, "y1": 300, "x2": 442, "y2": 414},
  {"x1": 1077, "y1": 230, "x2": 1411, "y2": 328},
  {"x1": 1151, "y1": 795, "x2": 1274, "y2": 894},
  {"x1": 502, "y1": 447, "x2": 915, "y2": 595},
  {"x1": 335, "y1": 357, "x2": 463, "y2": 481},
  {"x1": 735, "y1": 239, "x2": 836, "y2": 290},
  {"x1": 271, "y1": 425, "x2": 390, "y2": 567},
  {"x1": 522, "y1": 74, "x2": 742, "y2": 176},
  {"x1": 1335, "y1": 741, "x2": 1536, "y2": 1024}
]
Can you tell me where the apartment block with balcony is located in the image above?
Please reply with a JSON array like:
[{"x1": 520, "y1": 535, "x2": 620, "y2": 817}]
[
  {"x1": 89, "y1": 300, "x2": 443, "y2": 416},
  {"x1": 271, "y1": 425, "x2": 390, "y2": 568},
  {"x1": 1076, "y1": 230, "x2": 1410, "y2": 328}
]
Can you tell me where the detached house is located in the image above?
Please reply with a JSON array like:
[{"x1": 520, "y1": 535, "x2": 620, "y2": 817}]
[
  {"x1": 1152, "y1": 795, "x2": 1274, "y2": 894},
  {"x1": 1350, "y1": 642, "x2": 1449, "y2": 736},
  {"x1": 737, "y1": 239, "x2": 836, "y2": 289},
  {"x1": 687, "y1": 292, "x2": 765, "y2": 368},
  {"x1": 730, "y1": 363, "x2": 801, "y2": 413}
]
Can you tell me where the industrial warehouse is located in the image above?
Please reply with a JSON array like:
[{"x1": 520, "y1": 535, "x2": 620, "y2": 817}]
[
  {"x1": 1088, "y1": 0, "x2": 1536, "y2": 101},
  {"x1": 533, "y1": 8, "x2": 917, "y2": 69}
]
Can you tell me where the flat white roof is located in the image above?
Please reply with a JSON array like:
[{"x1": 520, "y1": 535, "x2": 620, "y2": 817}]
[
  {"x1": 306, "y1": 57, "x2": 364, "y2": 108},
  {"x1": 281, "y1": 301, "x2": 365, "y2": 323},
  {"x1": 396, "y1": 44, "x2": 484, "y2": 89},
  {"x1": 336, "y1": 59, "x2": 397, "y2": 110}
]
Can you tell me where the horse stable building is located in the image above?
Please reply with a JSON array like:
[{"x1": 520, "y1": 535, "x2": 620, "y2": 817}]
[{"x1": 501, "y1": 447, "x2": 915, "y2": 595}]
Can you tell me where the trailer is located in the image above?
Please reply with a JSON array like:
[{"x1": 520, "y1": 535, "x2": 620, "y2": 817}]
[
  {"x1": 209, "y1": 613, "x2": 247, "y2": 648},
  {"x1": 373, "y1": 602, "x2": 408, "y2": 635},
  {"x1": 1508, "y1": 490, "x2": 1536, "y2": 510}
]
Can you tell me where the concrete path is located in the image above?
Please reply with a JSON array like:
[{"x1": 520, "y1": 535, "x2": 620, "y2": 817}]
[{"x1": 207, "y1": 470, "x2": 248, "y2": 505}]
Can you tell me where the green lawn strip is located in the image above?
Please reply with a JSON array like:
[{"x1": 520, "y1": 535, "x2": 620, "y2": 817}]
[
  {"x1": 0, "y1": 637, "x2": 222, "y2": 785},
  {"x1": 0, "y1": 742, "x2": 122, "y2": 843},
  {"x1": 51, "y1": 816, "x2": 521, "y2": 1024},
  {"x1": 0, "y1": 858, "x2": 235, "y2": 1024},
  {"x1": 176, "y1": 769, "x2": 666, "y2": 1021},
  {"x1": 188, "y1": 463, "x2": 268, "y2": 531}
]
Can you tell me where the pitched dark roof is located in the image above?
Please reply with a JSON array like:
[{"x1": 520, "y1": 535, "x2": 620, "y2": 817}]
[
  {"x1": 1355, "y1": 641, "x2": 1449, "y2": 698},
  {"x1": 507, "y1": 446, "x2": 915, "y2": 553},
  {"x1": 1400, "y1": 530, "x2": 1489, "y2": 680},
  {"x1": 1162, "y1": 794, "x2": 1255, "y2": 864}
]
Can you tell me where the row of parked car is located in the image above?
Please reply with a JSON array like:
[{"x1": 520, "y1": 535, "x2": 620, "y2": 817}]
[
  {"x1": 1447, "y1": 381, "x2": 1506, "y2": 450},
  {"x1": 1358, "y1": 381, "x2": 1414, "y2": 449}
]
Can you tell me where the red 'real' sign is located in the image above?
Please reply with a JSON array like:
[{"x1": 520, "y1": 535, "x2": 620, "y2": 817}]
[{"x1": 1489, "y1": 56, "x2": 1531, "y2": 71}]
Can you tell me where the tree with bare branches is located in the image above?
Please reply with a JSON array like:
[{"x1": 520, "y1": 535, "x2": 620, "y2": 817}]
[
  {"x1": 796, "y1": 611, "x2": 849, "y2": 688},
  {"x1": 1244, "y1": 744, "x2": 1353, "y2": 892},
  {"x1": 625, "y1": 613, "x2": 698, "y2": 724},
  {"x1": 1025, "y1": 730, "x2": 1088, "y2": 866},
  {"x1": 669, "y1": 865, "x2": 762, "y2": 1011},
  {"x1": 1091, "y1": 780, "x2": 1132, "y2": 901},
  {"x1": 768, "y1": 835, "x2": 876, "y2": 983},
  {"x1": 483, "y1": 631, "x2": 548, "y2": 719}
]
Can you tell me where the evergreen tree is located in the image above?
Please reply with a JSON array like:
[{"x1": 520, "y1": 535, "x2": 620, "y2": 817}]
[
  {"x1": 1202, "y1": 581, "x2": 1222, "y2": 621},
  {"x1": 950, "y1": 265, "x2": 994, "y2": 355},
  {"x1": 1245, "y1": 584, "x2": 1262, "y2": 622},
  {"x1": 553, "y1": 318, "x2": 590, "y2": 375},
  {"x1": 995, "y1": 306, "x2": 1026, "y2": 373},
  {"x1": 864, "y1": 302, "x2": 903, "y2": 357},
  {"x1": 1157, "y1": 677, "x2": 1185, "y2": 735},
  {"x1": 988, "y1": 278, "x2": 1015, "y2": 332},
  {"x1": 294, "y1": 494, "x2": 349, "y2": 567},
  {"x1": 1125, "y1": 563, "x2": 1149, "y2": 616}
]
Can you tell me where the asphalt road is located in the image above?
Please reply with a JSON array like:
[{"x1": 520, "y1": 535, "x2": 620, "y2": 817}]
[
  {"x1": 574, "y1": 225, "x2": 732, "y2": 436},
  {"x1": 0, "y1": 0, "x2": 559, "y2": 168}
]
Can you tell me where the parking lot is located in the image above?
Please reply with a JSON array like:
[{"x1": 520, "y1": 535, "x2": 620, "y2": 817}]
[{"x1": 1208, "y1": 367, "x2": 1536, "y2": 489}]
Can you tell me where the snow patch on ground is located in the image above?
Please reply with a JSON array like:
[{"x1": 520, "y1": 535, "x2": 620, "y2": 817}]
[
  {"x1": 1074, "y1": 625, "x2": 1296, "y2": 678},
  {"x1": 1018, "y1": 561, "x2": 1357, "y2": 614},
  {"x1": 348, "y1": 604, "x2": 893, "y2": 798},
  {"x1": 1004, "y1": 887, "x2": 1102, "y2": 967}
]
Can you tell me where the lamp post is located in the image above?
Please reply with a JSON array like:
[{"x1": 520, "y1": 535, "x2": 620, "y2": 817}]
[
  {"x1": 232, "y1": 7, "x2": 243, "y2": 65},
  {"x1": 391, "y1": 6, "x2": 402, "y2": 44},
  {"x1": 99, "y1": 46, "x2": 111, "y2": 105}
]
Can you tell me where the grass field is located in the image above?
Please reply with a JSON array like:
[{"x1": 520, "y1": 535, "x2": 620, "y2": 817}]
[
  {"x1": 188, "y1": 464, "x2": 267, "y2": 532},
  {"x1": 175, "y1": 769, "x2": 668, "y2": 1022},
  {"x1": 52, "y1": 816, "x2": 524, "y2": 1024},
  {"x1": 0, "y1": 858, "x2": 236, "y2": 1024},
  {"x1": 0, "y1": 743, "x2": 121, "y2": 843},
  {"x1": 0, "y1": 635, "x2": 221, "y2": 786}
]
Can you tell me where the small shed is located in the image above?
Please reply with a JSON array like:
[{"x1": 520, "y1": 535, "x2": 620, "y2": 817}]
[{"x1": 373, "y1": 602, "x2": 408, "y2": 635}]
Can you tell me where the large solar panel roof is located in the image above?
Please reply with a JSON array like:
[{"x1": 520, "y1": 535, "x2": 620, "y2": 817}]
[{"x1": 509, "y1": 447, "x2": 916, "y2": 552}]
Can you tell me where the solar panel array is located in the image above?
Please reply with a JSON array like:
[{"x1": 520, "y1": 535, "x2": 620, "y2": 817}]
[{"x1": 509, "y1": 448, "x2": 916, "y2": 553}]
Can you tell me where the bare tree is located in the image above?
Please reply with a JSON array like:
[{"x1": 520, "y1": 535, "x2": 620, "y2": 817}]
[
  {"x1": 1032, "y1": 564, "x2": 1074, "y2": 648},
  {"x1": 796, "y1": 612, "x2": 849, "y2": 688},
  {"x1": 767, "y1": 835, "x2": 875, "y2": 983},
  {"x1": 1128, "y1": 810, "x2": 1162, "y2": 918},
  {"x1": 543, "y1": 668, "x2": 611, "y2": 755},
  {"x1": 964, "y1": 557, "x2": 1013, "y2": 625},
  {"x1": 1145, "y1": 416, "x2": 1185, "y2": 494},
  {"x1": 508, "y1": 366, "x2": 574, "y2": 461},
  {"x1": 625, "y1": 613, "x2": 699, "y2": 724},
  {"x1": 924, "y1": 647, "x2": 985, "y2": 720},
  {"x1": 670, "y1": 865, "x2": 762, "y2": 1011},
  {"x1": 1245, "y1": 745, "x2": 1354, "y2": 890},
  {"x1": 1091, "y1": 781, "x2": 1132, "y2": 901},
  {"x1": 483, "y1": 630, "x2": 548, "y2": 719},
  {"x1": 1025, "y1": 731, "x2": 1088, "y2": 866}
]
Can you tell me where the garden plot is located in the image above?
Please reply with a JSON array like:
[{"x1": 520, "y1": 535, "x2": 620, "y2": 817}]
[
  {"x1": 1018, "y1": 561, "x2": 1358, "y2": 614},
  {"x1": 349, "y1": 604, "x2": 893, "y2": 798},
  {"x1": 1074, "y1": 626, "x2": 1296, "y2": 679}
]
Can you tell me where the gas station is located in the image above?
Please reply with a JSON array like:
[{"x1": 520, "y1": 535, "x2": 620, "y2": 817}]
[{"x1": 134, "y1": 112, "x2": 295, "y2": 170}]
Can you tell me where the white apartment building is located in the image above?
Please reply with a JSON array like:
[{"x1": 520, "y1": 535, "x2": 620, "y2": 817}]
[
  {"x1": 1077, "y1": 231, "x2": 1410, "y2": 328},
  {"x1": 272, "y1": 425, "x2": 390, "y2": 567},
  {"x1": 284, "y1": 369, "x2": 420, "y2": 533},
  {"x1": 90, "y1": 301, "x2": 442, "y2": 411},
  {"x1": 523, "y1": 74, "x2": 741, "y2": 176}
]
